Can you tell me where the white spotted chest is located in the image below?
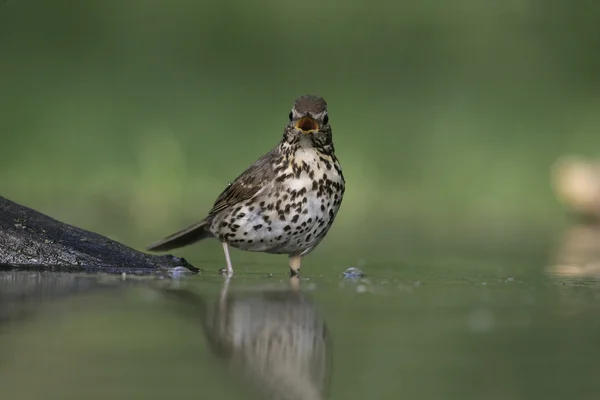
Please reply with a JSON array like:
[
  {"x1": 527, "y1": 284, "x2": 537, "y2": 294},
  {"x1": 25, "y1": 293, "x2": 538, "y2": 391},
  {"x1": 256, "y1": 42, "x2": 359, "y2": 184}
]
[{"x1": 215, "y1": 148, "x2": 344, "y2": 255}]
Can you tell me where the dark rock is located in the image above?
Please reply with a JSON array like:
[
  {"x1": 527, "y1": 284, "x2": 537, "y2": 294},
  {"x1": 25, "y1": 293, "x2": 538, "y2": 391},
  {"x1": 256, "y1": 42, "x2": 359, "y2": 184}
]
[{"x1": 0, "y1": 196, "x2": 198, "y2": 273}]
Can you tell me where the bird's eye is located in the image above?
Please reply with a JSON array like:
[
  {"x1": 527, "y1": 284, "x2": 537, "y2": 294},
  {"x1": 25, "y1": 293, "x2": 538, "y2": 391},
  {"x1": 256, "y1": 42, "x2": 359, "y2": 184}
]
[
  {"x1": 288, "y1": 111, "x2": 293, "y2": 121},
  {"x1": 323, "y1": 114, "x2": 329, "y2": 125}
]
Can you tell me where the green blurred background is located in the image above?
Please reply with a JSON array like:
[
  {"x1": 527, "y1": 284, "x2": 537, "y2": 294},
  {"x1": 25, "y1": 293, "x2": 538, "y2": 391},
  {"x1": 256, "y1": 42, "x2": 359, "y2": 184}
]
[
  {"x1": 3, "y1": 4, "x2": 600, "y2": 399},
  {"x1": 2, "y1": 0, "x2": 600, "y2": 268}
]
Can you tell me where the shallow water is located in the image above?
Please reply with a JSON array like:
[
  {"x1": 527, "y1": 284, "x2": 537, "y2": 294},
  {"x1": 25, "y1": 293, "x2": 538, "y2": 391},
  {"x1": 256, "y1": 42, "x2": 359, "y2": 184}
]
[{"x1": 1, "y1": 248, "x2": 600, "y2": 400}]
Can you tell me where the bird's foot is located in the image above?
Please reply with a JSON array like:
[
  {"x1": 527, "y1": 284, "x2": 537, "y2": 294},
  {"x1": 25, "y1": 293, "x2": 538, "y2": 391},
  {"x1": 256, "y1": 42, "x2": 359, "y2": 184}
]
[{"x1": 218, "y1": 267, "x2": 234, "y2": 278}]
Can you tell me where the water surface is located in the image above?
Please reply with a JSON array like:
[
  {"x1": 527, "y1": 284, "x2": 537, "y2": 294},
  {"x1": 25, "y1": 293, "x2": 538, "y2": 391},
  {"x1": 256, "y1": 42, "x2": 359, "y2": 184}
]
[{"x1": 1, "y1": 250, "x2": 599, "y2": 400}]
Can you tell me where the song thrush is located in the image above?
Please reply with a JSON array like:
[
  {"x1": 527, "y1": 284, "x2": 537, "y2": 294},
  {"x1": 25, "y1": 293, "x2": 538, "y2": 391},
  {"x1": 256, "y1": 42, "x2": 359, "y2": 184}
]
[{"x1": 146, "y1": 95, "x2": 345, "y2": 276}]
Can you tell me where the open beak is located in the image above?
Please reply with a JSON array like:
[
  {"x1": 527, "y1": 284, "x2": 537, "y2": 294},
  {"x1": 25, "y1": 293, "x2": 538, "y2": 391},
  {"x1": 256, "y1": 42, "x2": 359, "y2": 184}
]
[{"x1": 294, "y1": 116, "x2": 319, "y2": 133}]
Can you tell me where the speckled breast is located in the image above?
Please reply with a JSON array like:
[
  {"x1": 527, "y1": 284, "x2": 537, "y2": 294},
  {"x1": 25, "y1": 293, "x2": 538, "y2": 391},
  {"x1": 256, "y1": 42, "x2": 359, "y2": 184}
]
[{"x1": 212, "y1": 152, "x2": 344, "y2": 256}]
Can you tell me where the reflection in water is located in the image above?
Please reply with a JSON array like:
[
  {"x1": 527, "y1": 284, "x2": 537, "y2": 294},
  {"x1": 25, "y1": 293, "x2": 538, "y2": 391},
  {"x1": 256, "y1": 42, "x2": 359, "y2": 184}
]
[
  {"x1": 550, "y1": 156, "x2": 600, "y2": 277},
  {"x1": 0, "y1": 271, "x2": 131, "y2": 323},
  {"x1": 549, "y1": 223, "x2": 600, "y2": 276},
  {"x1": 0, "y1": 270, "x2": 332, "y2": 399},
  {"x1": 164, "y1": 277, "x2": 332, "y2": 400}
]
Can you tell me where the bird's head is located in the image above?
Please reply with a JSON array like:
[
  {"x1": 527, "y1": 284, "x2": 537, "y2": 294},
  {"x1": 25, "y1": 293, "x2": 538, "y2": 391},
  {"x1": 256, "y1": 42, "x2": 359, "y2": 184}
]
[{"x1": 283, "y1": 95, "x2": 333, "y2": 151}]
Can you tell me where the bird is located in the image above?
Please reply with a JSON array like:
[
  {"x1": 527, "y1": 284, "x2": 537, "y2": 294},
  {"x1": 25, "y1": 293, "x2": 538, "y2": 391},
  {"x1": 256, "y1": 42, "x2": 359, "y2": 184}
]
[{"x1": 146, "y1": 95, "x2": 345, "y2": 276}]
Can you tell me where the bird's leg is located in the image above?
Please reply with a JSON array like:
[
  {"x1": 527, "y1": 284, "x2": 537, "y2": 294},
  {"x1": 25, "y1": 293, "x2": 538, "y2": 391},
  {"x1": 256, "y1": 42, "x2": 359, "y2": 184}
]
[
  {"x1": 222, "y1": 242, "x2": 234, "y2": 277},
  {"x1": 289, "y1": 255, "x2": 302, "y2": 277}
]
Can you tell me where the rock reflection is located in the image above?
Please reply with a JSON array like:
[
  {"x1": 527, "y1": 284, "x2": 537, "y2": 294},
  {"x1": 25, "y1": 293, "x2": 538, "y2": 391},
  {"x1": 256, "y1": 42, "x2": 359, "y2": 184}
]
[
  {"x1": 550, "y1": 156, "x2": 600, "y2": 277},
  {"x1": 0, "y1": 270, "x2": 138, "y2": 323},
  {"x1": 549, "y1": 223, "x2": 600, "y2": 277},
  {"x1": 164, "y1": 277, "x2": 332, "y2": 400}
]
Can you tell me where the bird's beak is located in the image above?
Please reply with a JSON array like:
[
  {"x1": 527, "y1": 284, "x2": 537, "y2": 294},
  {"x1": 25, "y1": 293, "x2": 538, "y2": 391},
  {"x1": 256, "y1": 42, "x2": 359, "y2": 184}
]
[{"x1": 294, "y1": 116, "x2": 319, "y2": 134}]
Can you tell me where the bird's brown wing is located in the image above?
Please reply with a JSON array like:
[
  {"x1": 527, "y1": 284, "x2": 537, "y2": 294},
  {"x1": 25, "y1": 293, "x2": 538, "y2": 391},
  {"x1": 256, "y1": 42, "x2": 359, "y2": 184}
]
[
  {"x1": 146, "y1": 150, "x2": 280, "y2": 252},
  {"x1": 208, "y1": 150, "x2": 279, "y2": 216}
]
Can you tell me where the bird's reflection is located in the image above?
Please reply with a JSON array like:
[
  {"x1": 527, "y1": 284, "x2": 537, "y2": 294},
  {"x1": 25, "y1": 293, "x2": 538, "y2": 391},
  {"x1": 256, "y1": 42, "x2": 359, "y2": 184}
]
[
  {"x1": 163, "y1": 276, "x2": 332, "y2": 400},
  {"x1": 0, "y1": 270, "x2": 333, "y2": 399}
]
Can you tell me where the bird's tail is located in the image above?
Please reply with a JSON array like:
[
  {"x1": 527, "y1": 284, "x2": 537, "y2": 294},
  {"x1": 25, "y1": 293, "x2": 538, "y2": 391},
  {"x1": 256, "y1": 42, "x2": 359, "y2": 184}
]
[{"x1": 146, "y1": 219, "x2": 214, "y2": 252}]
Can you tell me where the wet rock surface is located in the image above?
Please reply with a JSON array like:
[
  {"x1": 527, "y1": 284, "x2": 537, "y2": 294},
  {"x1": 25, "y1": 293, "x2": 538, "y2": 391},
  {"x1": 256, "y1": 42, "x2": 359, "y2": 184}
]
[{"x1": 0, "y1": 196, "x2": 198, "y2": 273}]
